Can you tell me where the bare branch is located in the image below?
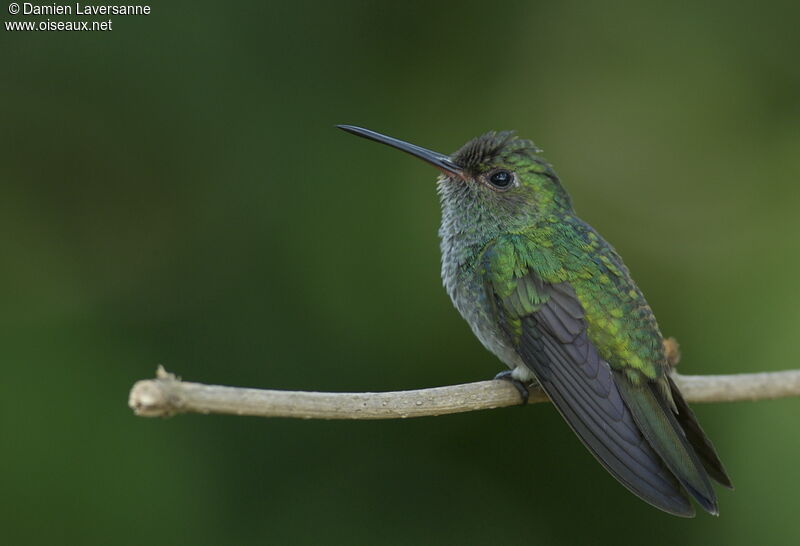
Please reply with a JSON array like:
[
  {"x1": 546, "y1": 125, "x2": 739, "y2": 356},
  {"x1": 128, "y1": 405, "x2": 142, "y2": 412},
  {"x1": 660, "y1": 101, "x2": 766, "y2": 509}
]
[{"x1": 128, "y1": 366, "x2": 800, "y2": 420}]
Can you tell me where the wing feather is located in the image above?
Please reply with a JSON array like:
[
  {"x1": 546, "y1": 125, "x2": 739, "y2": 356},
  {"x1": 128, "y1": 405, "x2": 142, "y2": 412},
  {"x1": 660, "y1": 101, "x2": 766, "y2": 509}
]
[{"x1": 494, "y1": 275, "x2": 699, "y2": 516}]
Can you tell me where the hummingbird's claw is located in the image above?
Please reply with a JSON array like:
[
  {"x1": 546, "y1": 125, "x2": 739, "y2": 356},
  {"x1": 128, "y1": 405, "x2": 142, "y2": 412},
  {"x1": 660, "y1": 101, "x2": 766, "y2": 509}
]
[{"x1": 494, "y1": 370, "x2": 530, "y2": 405}]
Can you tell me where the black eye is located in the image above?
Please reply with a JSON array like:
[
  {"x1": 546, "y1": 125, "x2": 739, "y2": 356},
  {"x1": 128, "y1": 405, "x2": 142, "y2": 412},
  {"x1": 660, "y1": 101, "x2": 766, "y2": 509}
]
[{"x1": 488, "y1": 170, "x2": 513, "y2": 188}]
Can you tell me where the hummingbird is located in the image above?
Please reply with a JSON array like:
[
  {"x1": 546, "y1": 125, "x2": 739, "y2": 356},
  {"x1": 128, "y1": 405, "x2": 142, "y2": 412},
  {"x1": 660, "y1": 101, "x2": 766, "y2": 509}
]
[{"x1": 338, "y1": 124, "x2": 732, "y2": 517}]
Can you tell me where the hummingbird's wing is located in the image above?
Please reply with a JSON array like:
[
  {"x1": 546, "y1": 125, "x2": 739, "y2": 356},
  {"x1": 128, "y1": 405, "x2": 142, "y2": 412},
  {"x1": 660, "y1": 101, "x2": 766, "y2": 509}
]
[{"x1": 485, "y1": 268, "x2": 704, "y2": 516}]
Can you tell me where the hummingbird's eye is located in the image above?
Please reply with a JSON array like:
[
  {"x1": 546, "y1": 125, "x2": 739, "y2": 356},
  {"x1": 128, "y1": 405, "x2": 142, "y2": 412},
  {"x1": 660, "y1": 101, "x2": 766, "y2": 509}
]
[{"x1": 488, "y1": 170, "x2": 513, "y2": 189}]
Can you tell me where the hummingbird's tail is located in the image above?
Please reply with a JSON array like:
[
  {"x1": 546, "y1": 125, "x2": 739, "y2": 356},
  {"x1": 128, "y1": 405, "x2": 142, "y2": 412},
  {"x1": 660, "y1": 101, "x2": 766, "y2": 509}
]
[
  {"x1": 614, "y1": 375, "x2": 731, "y2": 515},
  {"x1": 666, "y1": 376, "x2": 734, "y2": 489}
]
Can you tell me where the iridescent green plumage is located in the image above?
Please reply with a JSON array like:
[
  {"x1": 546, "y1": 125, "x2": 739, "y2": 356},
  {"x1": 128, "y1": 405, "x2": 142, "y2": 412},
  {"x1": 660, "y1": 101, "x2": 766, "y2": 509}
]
[{"x1": 339, "y1": 125, "x2": 732, "y2": 517}]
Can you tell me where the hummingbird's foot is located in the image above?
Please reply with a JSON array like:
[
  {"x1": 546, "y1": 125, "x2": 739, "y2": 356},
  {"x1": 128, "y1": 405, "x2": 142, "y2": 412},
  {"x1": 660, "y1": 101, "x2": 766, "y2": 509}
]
[{"x1": 494, "y1": 370, "x2": 530, "y2": 405}]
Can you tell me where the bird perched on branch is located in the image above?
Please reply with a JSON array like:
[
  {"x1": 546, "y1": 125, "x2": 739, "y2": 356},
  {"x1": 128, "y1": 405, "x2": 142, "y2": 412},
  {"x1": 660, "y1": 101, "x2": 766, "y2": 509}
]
[{"x1": 338, "y1": 125, "x2": 732, "y2": 517}]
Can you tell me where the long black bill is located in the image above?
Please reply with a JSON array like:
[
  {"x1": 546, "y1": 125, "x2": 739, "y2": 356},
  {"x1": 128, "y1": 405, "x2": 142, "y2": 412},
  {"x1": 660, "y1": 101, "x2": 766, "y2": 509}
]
[{"x1": 337, "y1": 125, "x2": 463, "y2": 176}]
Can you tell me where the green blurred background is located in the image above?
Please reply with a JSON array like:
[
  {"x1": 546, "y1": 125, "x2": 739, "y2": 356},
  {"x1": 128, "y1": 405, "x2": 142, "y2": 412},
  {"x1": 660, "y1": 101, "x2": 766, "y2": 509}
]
[{"x1": 2, "y1": 1, "x2": 799, "y2": 544}]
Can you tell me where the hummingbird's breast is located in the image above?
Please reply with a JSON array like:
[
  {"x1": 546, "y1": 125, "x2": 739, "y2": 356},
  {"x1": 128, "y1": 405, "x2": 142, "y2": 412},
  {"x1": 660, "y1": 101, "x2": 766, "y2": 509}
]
[{"x1": 438, "y1": 210, "x2": 525, "y2": 372}]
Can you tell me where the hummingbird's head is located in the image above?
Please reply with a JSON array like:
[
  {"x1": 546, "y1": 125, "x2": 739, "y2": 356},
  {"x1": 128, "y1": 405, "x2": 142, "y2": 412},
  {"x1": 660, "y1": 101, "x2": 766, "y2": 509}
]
[{"x1": 337, "y1": 125, "x2": 573, "y2": 232}]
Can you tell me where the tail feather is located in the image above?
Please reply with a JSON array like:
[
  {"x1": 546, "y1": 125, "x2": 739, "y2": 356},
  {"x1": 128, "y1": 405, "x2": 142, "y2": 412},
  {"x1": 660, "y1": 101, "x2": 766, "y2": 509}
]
[
  {"x1": 668, "y1": 376, "x2": 734, "y2": 489},
  {"x1": 614, "y1": 374, "x2": 719, "y2": 515}
]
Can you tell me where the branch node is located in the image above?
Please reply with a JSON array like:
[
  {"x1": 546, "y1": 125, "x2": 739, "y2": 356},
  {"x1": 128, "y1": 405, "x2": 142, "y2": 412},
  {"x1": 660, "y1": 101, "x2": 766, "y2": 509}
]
[
  {"x1": 156, "y1": 364, "x2": 178, "y2": 381},
  {"x1": 129, "y1": 367, "x2": 184, "y2": 418}
]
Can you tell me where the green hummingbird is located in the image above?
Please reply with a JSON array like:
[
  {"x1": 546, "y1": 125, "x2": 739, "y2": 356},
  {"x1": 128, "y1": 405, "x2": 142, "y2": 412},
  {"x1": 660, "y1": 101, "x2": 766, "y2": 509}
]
[{"x1": 338, "y1": 125, "x2": 732, "y2": 517}]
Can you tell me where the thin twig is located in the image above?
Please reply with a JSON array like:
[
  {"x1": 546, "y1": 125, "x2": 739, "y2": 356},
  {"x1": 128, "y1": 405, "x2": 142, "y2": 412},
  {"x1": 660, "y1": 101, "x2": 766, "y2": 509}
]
[{"x1": 128, "y1": 366, "x2": 800, "y2": 420}]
